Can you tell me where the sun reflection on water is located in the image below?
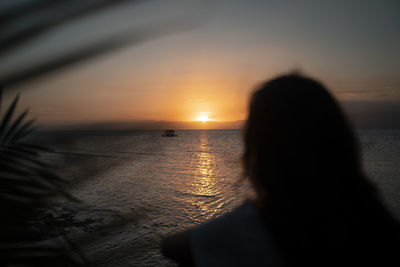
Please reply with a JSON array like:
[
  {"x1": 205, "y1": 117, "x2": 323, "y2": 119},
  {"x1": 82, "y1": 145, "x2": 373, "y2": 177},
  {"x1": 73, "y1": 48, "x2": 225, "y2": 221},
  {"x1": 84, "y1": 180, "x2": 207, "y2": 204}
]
[{"x1": 186, "y1": 133, "x2": 224, "y2": 222}]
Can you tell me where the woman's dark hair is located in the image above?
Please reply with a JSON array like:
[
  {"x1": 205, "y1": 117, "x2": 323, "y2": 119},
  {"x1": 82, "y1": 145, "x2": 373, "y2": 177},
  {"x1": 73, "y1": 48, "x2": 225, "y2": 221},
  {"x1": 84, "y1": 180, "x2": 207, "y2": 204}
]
[{"x1": 244, "y1": 74, "x2": 400, "y2": 266}]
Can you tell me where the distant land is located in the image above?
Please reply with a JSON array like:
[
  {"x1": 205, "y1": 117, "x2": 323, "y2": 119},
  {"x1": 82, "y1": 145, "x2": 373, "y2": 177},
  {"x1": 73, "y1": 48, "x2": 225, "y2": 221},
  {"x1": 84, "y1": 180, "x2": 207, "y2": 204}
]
[
  {"x1": 39, "y1": 120, "x2": 246, "y2": 131},
  {"x1": 38, "y1": 101, "x2": 400, "y2": 131}
]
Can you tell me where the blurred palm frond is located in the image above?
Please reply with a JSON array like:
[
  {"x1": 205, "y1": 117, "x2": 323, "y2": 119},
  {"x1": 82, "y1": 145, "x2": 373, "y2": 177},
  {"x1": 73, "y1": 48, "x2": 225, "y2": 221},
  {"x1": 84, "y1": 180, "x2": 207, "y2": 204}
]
[
  {"x1": 0, "y1": 0, "x2": 136, "y2": 52},
  {"x1": 0, "y1": 0, "x2": 201, "y2": 88},
  {"x1": 0, "y1": 94, "x2": 86, "y2": 266},
  {"x1": 0, "y1": 17, "x2": 197, "y2": 88}
]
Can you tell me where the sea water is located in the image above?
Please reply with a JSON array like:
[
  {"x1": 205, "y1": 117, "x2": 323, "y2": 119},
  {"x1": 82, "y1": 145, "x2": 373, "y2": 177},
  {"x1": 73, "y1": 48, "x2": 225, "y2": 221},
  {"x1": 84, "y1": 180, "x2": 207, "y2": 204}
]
[{"x1": 38, "y1": 129, "x2": 400, "y2": 266}]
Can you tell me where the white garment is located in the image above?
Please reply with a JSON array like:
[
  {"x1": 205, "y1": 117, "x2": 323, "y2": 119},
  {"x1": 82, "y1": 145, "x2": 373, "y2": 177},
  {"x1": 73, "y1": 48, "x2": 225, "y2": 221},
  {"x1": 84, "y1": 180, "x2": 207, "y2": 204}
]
[{"x1": 190, "y1": 202, "x2": 281, "y2": 267}]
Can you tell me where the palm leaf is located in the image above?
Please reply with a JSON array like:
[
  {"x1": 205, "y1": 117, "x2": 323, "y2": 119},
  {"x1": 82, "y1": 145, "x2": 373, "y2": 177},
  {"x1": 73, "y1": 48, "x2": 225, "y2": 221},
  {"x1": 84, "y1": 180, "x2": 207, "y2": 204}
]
[
  {"x1": 0, "y1": 94, "x2": 85, "y2": 266},
  {"x1": 0, "y1": 93, "x2": 19, "y2": 138},
  {"x1": 11, "y1": 119, "x2": 37, "y2": 141},
  {"x1": 2, "y1": 109, "x2": 28, "y2": 145}
]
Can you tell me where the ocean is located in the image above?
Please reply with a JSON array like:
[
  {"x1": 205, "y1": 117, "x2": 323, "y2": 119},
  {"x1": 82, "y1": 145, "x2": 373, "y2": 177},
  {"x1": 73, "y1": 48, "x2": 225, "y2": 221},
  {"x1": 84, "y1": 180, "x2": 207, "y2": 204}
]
[{"x1": 38, "y1": 129, "x2": 400, "y2": 266}]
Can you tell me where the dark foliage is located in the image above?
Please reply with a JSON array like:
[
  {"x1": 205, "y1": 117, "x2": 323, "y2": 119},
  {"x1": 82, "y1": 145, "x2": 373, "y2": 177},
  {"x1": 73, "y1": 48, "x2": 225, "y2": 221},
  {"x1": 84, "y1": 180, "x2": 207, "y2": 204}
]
[{"x1": 0, "y1": 94, "x2": 86, "y2": 266}]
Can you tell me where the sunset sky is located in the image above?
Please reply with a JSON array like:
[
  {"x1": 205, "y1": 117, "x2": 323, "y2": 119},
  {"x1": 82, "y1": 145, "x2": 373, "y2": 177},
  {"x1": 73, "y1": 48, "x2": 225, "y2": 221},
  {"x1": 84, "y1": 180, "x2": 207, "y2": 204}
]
[{"x1": 2, "y1": 0, "x2": 400, "y2": 128}]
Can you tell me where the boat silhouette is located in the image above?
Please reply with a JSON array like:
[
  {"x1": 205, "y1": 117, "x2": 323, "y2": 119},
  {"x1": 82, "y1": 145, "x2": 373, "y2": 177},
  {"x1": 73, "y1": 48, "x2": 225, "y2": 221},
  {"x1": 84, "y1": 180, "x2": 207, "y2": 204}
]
[{"x1": 162, "y1": 130, "x2": 178, "y2": 137}]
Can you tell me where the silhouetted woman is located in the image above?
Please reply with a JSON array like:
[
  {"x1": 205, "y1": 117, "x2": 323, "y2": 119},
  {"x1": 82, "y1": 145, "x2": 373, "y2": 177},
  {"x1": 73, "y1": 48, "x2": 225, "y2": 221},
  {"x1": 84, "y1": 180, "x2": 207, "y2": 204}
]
[{"x1": 161, "y1": 74, "x2": 400, "y2": 266}]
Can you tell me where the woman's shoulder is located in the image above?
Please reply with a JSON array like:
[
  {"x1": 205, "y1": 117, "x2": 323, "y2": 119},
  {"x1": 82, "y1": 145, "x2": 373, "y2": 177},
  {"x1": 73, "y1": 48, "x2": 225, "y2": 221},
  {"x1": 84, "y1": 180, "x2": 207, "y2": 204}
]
[{"x1": 190, "y1": 202, "x2": 281, "y2": 267}]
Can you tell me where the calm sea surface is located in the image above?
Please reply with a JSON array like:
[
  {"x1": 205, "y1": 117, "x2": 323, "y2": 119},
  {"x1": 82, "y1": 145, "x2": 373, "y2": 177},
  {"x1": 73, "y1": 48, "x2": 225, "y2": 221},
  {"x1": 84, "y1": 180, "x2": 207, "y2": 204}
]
[{"x1": 40, "y1": 129, "x2": 400, "y2": 266}]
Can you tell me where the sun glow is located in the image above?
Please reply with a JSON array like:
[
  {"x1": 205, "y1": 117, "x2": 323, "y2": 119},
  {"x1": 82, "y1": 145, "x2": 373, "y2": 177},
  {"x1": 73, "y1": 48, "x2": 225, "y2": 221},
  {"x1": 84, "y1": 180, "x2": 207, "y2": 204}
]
[{"x1": 196, "y1": 114, "x2": 211, "y2": 122}]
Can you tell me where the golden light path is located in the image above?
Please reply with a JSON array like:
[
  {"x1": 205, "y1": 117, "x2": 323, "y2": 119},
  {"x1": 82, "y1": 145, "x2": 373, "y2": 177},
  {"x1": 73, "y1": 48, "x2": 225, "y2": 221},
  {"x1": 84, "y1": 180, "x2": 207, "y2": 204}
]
[{"x1": 187, "y1": 133, "x2": 223, "y2": 222}]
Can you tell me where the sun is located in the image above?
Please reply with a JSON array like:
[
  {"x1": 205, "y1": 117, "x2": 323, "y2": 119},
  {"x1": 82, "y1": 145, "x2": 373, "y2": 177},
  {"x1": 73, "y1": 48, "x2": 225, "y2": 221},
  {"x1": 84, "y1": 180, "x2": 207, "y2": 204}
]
[{"x1": 196, "y1": 114, "x2": 210, "y2": 122}]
